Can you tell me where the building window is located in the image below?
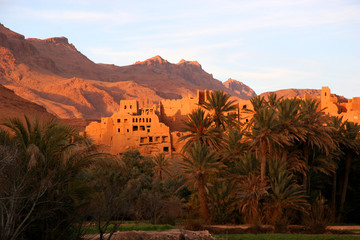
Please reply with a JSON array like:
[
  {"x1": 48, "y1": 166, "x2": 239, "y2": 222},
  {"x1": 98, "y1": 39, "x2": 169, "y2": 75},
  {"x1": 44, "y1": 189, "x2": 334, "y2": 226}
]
[
  {"x1": 243, "y1": 105, "x2": 247, "y2": 109},
  {"x1": 162, "y1": 136, "x2": 168, "y2": 142},
  {"x1": 149, "y1": 118, "x2": 151, "y2": 122},
  {"x1": 118, "y1": 128, "x2": 120, "y2": 132},
  {"x1": 146, "y1": 118, "x2": 148, "y2": 123},
  {"x1": 149, "y1": 137, "x2": 153, "y2": 142},
  {"x1": 325, "y1": 92, "x2": 327, "y2": 96},
  {"x1": 117, "y1": 119, "x2": 120, "y2": 123},
  {"x1": 124, "y1": 105, "x2": 127, "y2": 109},
  {"x1": 139, "y1": 118, "x2": 142, "y2": 122},
  {"x1": 156, "y1": 136, "x2": 160, "y2": 142},
  {"x1": 140, "y1": 137, "x2": 146, "y2": 143},
  {"x1": 140, "y1": 126, "x2": 145, "y2": 131},
  {"x1": 130, "y1": 105, "x2": 132, "y2": 109},
  {"x1": 246, "y1": 119, "x2": 249, "y2": 123},
  {"x1": 124, "y1": 119, "x2": 128, "y2": 123},
  {"x1": 133, "y1": 126, "x2": 138, "y2": 131},
  {"x1": 147, "y1": 129, "x2": 150, "y2": 133},
  {"x1": 127, "y1": 129, "x2": 129, "y2": 132},
  {"x1": 163, "y1": 146, "x2": 169, "y2": 152}
]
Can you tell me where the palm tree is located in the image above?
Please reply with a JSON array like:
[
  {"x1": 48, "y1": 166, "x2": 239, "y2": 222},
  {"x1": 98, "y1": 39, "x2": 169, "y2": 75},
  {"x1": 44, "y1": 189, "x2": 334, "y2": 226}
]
[
  {"x1": 265, "y1": 159, "x2": 309, "y2": 232},
  {"x1": 221, "y1": 128, "x2": 247, "y2": 167},
  {"x1": 299, "y1": 99, "x2": 336, "y2": 192},
  {"x1": 152, "y1": 153, "x2": 171, "y2": 180},
  {"x1": 181, "y1": 141, "x2": 223, "y2": 223},
  {"x1": 179, "y1": 108, "x2": 223, "y2": 151},
  {"x1": 200, "y1": 90, "x2": 238, "y2": 129},
  {"x1": 337, "y1": 120, "x2": 360, "y2": 220},
  {"x1": 0, "y1": 116, "x2": 105, "y2": 240},
  {"x1": 248, "y1": 106, "x2": 289, "y2": 182},
  {"x1": 236, "y1": 172, "x2": 269, "y2": 225}
]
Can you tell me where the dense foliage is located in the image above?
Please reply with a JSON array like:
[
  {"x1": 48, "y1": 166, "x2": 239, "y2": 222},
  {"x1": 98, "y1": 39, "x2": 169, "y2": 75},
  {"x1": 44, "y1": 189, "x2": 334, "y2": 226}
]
[{"x1": 0, "y1": 91, "x2": 359, "y2": 239}]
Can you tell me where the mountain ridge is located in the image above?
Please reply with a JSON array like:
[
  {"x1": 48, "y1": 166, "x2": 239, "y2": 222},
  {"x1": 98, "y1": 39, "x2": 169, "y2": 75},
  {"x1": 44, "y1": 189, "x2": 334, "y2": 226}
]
[{"x1": 0, "y1": 24, "x2": 257, "y2": 118}]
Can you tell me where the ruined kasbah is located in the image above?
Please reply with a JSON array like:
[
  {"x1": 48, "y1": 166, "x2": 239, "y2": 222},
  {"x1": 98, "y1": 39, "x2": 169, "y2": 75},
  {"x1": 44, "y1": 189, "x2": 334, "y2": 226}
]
[{"x1": 84, "y1": 87, "x2": 360, "y2": 156}]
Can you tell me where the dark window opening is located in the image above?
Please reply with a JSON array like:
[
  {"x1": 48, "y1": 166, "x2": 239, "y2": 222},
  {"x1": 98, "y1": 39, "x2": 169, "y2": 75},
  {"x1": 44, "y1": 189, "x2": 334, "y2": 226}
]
[
  {"x1": 146, "y1": 118, "x2": 148, "y2": 122},
  {"x1": 118, "y1": 128, "x2": 120, "y2": 133},
  {"x1": 243, "y1": 105, "x2": 247, "y2": 109},
  {"x1": 149, "y1": 118, "x2": 151, "y2": 122},
  {"x1": 163, "y1": 146, "x2": 169, "y2": 152},
  {"x1": 127, "y1": 129, "x2": 129, "y2": 132},
  {"x1": 130, "y1": 105, "x2": 132, "y2": 109},
  {"x1": 325, "y1": 92, "x2": 327, "y2": 96},
  {"x1": 147, "y1": 129, "x2": 150, "y2": 133},
  {"x1": 140, "y1": 126, "x2": 145, "y2": 131},
  {"x1": 246, "y1": 119, "x2": 249, "y2": 123},
  {"x1": 149, "y1": 137, "x2": 153, "y2": 142},
  {"x1": 133, "y1": 126, "x2": 138, "y2": 131},
  {"x1": 124, "y1": 105, "x2": 127, "y2": 109},
  {"x1": 117, "y1": 119, "x2": 120, "y2": 123}
]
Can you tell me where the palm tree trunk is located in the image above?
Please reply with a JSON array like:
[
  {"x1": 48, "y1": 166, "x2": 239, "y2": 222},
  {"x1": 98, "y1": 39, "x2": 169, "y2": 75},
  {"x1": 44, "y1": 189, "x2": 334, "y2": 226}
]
[
  {"x1": 197, "y1": 175, "x2": 210, "y2": 223},
  {"x1": 339, "y1": 152, "x2": 352, "y2": 220},
  {"x1": 260, "y1": 143, "x2": 267, "y2": 182},
  {"x1": 303, "y1": 144, "x2": 309, "y2": 192},
  {"x1": 331, "y1": 172, "x2": 337, "y2": 221}
]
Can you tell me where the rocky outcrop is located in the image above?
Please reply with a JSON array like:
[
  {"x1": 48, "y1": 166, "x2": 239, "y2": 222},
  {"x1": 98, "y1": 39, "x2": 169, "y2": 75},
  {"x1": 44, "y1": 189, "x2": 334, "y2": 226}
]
[{"x1": 223, "y1": 78, "x2": 257, "y2": 100}]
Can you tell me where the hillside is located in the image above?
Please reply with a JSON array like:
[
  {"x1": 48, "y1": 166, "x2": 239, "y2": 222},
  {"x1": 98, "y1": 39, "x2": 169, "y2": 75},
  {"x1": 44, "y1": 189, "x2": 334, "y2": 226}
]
[
  {"x1": 0, "y1": 84, "x2": 55, "y2": 120},
  {"x1": 0, "y1": 24, "x2": 256, "y2": 119}
]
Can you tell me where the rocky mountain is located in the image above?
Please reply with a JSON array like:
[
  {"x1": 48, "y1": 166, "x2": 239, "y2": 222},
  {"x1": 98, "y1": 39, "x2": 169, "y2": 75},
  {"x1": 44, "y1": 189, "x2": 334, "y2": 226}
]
[
  {"x1": 260, "y1": 88, "x2": 321, "y2": 99},
  {"x1": 0, "y1": 24, "x2": 256, "y2": 119}
]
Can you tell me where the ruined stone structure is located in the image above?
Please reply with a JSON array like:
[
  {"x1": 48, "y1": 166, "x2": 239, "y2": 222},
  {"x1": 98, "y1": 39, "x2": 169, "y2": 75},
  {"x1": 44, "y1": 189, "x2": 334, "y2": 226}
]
[
  {"x1": 85, "y1": 90, "x2": 252, "y2": 155},
  {"x1": 85, "y1": 100, "x2": 172, "y2": 155},
  {"x1": 85, "y1": 87, "x2": 359, "y2": 156},
  {"x1": 321, "y1": 87, "x2": 360, "y2": 124}
]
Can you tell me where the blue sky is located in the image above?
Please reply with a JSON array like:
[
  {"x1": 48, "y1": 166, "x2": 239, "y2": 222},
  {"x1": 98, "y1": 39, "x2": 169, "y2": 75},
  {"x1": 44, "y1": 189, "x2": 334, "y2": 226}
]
[{"x1": 1, "y1": 0, "x2": 359, "y2": 98}]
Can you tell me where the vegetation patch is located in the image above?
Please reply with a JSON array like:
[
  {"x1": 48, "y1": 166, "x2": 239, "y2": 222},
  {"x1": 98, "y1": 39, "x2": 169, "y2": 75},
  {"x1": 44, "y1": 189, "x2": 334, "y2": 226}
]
[{"x1": 214, "y1": 234, "x2": 360, "y2": 240}]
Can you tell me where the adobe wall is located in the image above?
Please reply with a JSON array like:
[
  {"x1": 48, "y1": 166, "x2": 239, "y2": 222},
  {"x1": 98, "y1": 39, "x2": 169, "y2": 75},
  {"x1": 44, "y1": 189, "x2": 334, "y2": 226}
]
[{"x1": 321, "y1": 87, "x2": 360, "y2": 124}]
